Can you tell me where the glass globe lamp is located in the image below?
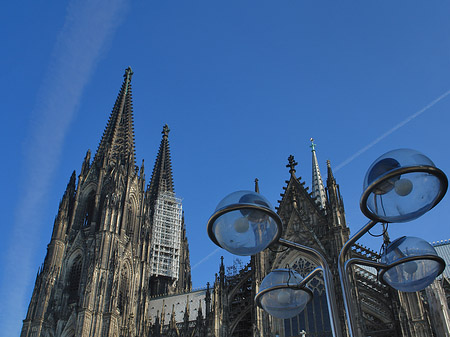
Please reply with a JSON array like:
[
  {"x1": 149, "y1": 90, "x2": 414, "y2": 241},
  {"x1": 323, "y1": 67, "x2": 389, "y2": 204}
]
[
  {"x1": 206, "y1": 191, "x2": 282, "y2": 256},
  {"x1": 361, "y1": 149, "x2": 447, "y2": 223},
  {"x1": 380, "y1": 236, "x2": 445, "y2": 292},
  {"x1": 255, "y1": 269, "x2": 313, "y2": 319}
]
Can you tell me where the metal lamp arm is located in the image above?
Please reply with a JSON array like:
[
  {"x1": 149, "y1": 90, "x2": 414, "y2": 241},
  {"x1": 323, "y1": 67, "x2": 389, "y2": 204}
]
[
  {"x1": 279, "y1": 238, "x2": 329, "y2": 267},
  {"x1": 345, "y1": 258, "x2": 386, "y2": 272},
  {"x1": 338, "y1": 219, "x2": 378, "y2": 337},
  {"x1": 288, "y1": 267, "x2": 323, "y2": 290},
  {"x1": 339, "y1": 220, "x2": 378, "y2": 262}
]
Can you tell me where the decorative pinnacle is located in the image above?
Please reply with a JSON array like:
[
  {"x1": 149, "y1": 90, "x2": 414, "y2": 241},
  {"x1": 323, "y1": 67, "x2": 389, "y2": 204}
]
[
  {"x1": 162, "y1": 124, "x2": 170, "y2": 138},
  {"x1": 287, "y1": 155, "x2": 298, "y2": 174},
  {"x1": 254, "y1": 178, "x2": 260, "y2": 194},
  {"x1": 310, "y1": 138, "x2": 316, "y2": 152}
]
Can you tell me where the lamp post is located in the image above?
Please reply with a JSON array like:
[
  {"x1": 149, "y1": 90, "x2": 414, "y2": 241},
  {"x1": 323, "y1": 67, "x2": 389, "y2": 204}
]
[
  {"x1": 206, "y1": 148, "x2": 447, "y2": 337},
  {"x1": 338, "y1": 149, "x2": 447, "y2": 337},
  {"x1": 206, "y1": 191, "x2": 343, "y2": 337}
]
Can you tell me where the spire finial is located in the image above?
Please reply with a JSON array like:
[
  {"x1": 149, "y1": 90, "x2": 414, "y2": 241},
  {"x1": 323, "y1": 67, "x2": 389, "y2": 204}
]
[
  {"x1": 310, "y1": 137, "x2": 316, "y2": 152},
  {"x1": 287, "y1": 155, "x2": 298, "y2": 174},
  {"x1": 162, "y1": 124, "x2": 170, "y2": 138},
  {"x1": 254, "y1": 178, "x2": 260, "y2": 193},
  {"x1": 124, "y1": 66, "x2": 133, "y2": 79}
]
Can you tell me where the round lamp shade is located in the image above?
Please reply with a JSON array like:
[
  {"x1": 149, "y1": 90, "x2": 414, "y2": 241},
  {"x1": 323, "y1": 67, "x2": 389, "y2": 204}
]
[
  {"x1": 207, "y1": 191, "x2": 282, "y2": 256},
  {"x1": 256, "y1": 269, "x2": 312, "y2": 319},
  {"x1": 361, "y1": 149, "x2": 447, "y2": 223},
  {"x1": 380, "y1": 236, "x2": 445, "y2": 292}
]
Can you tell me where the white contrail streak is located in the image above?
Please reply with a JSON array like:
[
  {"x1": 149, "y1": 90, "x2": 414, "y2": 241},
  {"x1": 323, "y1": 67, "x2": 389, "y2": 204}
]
[
  {"x1": 335, "y1": 89, "x2": 450, "y2": 172},
  {"x1": 192, "y1": 248, "x2": 221, "y2": 270},
  {"x1": 1, "y1": 0, "x2": 128, "y2": 335}
]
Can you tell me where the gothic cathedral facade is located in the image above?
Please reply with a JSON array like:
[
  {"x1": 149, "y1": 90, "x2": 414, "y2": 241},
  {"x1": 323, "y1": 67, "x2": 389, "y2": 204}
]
[{"x1": 22, "y1": 69, "x2": 447, "y2": 337}]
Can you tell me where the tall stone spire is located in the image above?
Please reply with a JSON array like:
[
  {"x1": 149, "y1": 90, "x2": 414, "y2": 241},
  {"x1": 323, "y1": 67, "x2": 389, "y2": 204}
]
[
  {"x1": 93, "y1": 67, "x2": 136, "y2": 166},
  {"x1": 310, "y1": 138, "x2": 327, "y2": 211},
  {"x1": 147, "y1": 124, "x2": 174, "y2": 205}
]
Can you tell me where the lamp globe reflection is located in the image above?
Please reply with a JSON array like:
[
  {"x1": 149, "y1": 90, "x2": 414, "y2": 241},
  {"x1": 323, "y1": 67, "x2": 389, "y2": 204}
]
[
  {"x1": 361, "y1": 149, "x2": 447, "y2": 223},
  {"x1": 206, "y1": 191, "x2": 282, "y2": 256},
  {"x1": 380, "y1": 236, "x2": 445, "y2": 292},
  {"x1": 255, "y1": 269, "x2": 313, "y2": 319}
]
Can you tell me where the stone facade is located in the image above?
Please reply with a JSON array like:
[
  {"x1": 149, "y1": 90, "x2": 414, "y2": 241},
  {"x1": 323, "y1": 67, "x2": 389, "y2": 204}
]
[{"x1": 22, "y1": 68, "x2": 450, "y2": 337}]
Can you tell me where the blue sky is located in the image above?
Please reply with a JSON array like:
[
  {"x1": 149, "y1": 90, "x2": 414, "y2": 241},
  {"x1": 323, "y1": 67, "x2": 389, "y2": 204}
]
[{"x1": 2, "y1": 1, "x2": 450, "y2": 335}]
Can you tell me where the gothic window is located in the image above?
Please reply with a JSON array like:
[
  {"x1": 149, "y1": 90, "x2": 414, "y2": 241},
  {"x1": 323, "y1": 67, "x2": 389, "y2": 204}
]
[
  {"x1": 67, "y1": 256, "x2": 82, "y2": 303},
  {"x1": 126, "y1": 206, "x2": 134, "y2": 236},
  {"x1": 118, "y1": 269, "x2": 129, "y2": 314},
  {"x1": 83, "y1": 191, "x2": 96, "y2": 228},
  {"x1": 284, "y1": 289, "x2": 331, "y2": 337},
  {"x1": 284, "y1": 257, "x2": 330, "y2": 337}
]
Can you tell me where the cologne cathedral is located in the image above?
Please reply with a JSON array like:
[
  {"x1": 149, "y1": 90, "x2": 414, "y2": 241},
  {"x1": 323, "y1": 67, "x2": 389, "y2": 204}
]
[{"x1": 21, "y1": 68, "x2": 450, "y2": 337}]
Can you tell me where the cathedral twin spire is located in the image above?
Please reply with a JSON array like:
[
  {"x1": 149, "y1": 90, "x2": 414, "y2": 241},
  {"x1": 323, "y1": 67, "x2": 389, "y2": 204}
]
[
  {"x1": 92, "y1": 67, "x2": 174, "y2": 200},
  {"x1": 94, "y1": 67, "x2": 136, "y2": 166},
  {"x1": 147, "y1": 124, "x2": 175, "y2": 204}
]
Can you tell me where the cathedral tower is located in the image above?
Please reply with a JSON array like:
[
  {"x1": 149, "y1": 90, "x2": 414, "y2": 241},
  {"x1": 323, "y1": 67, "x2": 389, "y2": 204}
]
[{"x1": 21, "y1": 68, "x2": 191, "y2": 337}]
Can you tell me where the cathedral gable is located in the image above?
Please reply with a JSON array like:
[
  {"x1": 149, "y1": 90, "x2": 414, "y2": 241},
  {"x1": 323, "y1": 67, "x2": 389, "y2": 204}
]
[{"x1": 277, "y1": 176, "x2": 329, "y2": 257}]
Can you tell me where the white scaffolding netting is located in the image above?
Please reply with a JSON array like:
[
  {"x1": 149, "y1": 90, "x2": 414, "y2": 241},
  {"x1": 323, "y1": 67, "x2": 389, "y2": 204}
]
[{"x1": 150, "y1": 191, "x2": 182, "y2": 279}]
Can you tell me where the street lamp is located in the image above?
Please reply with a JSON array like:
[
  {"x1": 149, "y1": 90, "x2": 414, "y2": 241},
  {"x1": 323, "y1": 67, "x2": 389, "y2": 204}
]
[
  {"x1": 339, "y1": 149, "x2": 447, "y2": 337},
  {"x1": 207, "y1": 190, "x2": 343, "y2": 337},
  {"x1": 379, "y1": 236, "x2": 445, "y2": 292},
  {"x1": 207, "y1": 148, "x2": 447, "y2": 337},
  {"x1": 254, "y1": 268, "x2": 313, "y2": 319}
]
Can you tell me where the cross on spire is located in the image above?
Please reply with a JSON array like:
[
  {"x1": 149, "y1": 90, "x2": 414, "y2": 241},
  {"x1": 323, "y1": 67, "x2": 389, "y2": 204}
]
[
  {"x1": 310, "y1": 137, "x2": 316, "y2": 151},
  {"x1": 124, "y1": 66, "x2": 133, "y2": 79},
  {"x1": 162, "y1": 124, "x2": 170, "y2": 138},
  {"x1": 287, "y1": 155, "x2": 298, "y2": 174}
]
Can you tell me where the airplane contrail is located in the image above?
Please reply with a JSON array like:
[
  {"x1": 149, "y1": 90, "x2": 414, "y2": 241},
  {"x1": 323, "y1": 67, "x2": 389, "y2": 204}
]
[
  {"x1": 190, "y1": 90, "x2": 450, "y2": 272},
  {"x1": 2, "y1": 0, "x2": 129, "y2": 335},
  {"x1": 335, "y1": 89, "x2": 450, "y2": 172},
  {"x1": 191, "y1": 248, "x2": 222, "y2": 270}
]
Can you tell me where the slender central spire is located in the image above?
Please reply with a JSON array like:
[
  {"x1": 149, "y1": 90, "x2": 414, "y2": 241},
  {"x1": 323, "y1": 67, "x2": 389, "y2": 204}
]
[
  {"x1": 94, "y1": 67, "x2": 136, "y2": 166},
  {"x1": 310, "y1": 138, "x2": 327, "y2": 211}
]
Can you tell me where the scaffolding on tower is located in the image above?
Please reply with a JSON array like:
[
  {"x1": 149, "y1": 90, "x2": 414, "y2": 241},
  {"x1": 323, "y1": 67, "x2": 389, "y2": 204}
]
[{"x1": 150, "y1": 191, "x2": 183, "y2": 280}]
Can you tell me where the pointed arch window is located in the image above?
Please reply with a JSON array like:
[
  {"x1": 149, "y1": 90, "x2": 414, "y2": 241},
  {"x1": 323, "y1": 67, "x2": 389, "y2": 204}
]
[
  {"x1": 126, "y1": 206, "x2": 134, "y2": 236},
  {"x1": 83, "y1": 191, "x2": 96, "y2": 228},
  {"x1": 67, "y1": 256, "x2": 82, "y2": 303},
  {"x1": 118, "y1": 269, "x2": 129, "y2": 314}
]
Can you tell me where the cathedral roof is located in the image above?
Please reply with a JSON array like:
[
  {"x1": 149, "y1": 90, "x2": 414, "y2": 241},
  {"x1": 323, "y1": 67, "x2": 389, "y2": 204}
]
[
  {"x1": 94, "y1": 67, "x2": 136, "y2": 166},
  {"x1": 147, "y1": 125, "x2": 175, "y2": 201},
  {"x1": 149, "y1": 288, "x2": 207, "y2": 323}
]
